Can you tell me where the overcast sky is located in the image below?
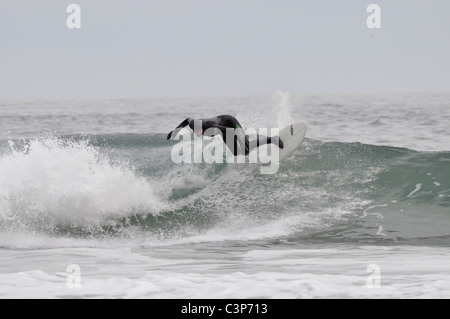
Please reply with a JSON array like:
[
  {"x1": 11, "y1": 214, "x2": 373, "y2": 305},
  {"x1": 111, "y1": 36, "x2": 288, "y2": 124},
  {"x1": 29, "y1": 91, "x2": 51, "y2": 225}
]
[{"x1": 1, "y1": 0, "x2": 449, "y2": 99}]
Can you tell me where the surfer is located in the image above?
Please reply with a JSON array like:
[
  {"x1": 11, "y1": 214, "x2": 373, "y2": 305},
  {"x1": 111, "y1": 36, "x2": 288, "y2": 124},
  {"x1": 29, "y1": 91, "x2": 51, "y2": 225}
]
[{"x1": 166, "y1": 115, "x2": 284, "y2": 156}]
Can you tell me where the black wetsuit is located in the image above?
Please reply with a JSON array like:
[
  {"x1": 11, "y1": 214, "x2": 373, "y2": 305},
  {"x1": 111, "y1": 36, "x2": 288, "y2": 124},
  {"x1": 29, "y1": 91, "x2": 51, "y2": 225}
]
[{"x1": 167, "y1": 115, "x2": 283, "y2": 156}]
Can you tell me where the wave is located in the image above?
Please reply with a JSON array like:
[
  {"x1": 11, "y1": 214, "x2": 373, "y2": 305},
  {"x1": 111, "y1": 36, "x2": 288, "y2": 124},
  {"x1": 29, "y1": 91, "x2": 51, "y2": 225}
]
[
  {"x1": 0, "y1": 137, "x2": 168, "y2": 236},
  {"x1": 0, "y1": 135, "x2": 449, "y2": 247}
]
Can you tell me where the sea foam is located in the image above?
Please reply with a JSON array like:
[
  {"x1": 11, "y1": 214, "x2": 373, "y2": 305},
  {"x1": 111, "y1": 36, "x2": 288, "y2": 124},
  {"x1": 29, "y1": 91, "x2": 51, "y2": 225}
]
[{"x1": 0, "y1": 138, "x2": 167, "y2": 232}]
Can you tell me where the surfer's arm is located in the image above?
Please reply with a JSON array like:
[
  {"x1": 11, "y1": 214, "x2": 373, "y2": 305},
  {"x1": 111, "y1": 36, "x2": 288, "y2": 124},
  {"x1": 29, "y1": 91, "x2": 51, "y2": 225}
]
[{"x1": 167, "y1": 118, "x2": 192, "y2": 140}]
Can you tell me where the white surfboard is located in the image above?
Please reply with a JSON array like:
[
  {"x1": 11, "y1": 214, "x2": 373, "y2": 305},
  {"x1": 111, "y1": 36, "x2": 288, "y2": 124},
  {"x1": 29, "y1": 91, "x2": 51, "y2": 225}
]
[
  {"x1": 277, "y1": 122, "x2": 307, "y2": 161},
  {"x1": 253, "y1": 122, "x2": 307, "y2": 164}
]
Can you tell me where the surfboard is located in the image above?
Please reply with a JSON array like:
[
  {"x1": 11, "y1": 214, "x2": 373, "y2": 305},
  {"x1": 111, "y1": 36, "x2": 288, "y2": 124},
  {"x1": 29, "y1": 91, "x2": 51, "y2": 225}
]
[
  {"x1": 276, "y1": 122, "x2": 307, "y2": 162},
  {"x1": 250, "y1": 122, "x2": 307, "y2": 166}
]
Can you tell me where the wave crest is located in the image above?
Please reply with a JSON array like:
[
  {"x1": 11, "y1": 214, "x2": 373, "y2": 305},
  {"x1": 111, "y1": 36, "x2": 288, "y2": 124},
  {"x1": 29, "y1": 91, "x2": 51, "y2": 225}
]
[{"x1": 0, "y1": 138, "x2": 167, "y2": 234}]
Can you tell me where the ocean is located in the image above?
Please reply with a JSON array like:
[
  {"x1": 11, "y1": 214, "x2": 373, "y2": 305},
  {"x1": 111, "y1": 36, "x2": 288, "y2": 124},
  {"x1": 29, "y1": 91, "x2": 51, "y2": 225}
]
[{"x1": 0, "y1": 92, "x2": 449, "y2": 298}]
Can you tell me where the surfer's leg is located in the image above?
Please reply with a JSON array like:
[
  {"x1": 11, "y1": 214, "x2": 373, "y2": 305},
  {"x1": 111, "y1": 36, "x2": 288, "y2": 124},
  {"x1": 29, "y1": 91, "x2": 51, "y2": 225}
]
[
  {"x1": 232, "y1": 126, "x2": 248, "y2": 156},
  {"x1": 243, "y1": 135, "x2": 250, "y2": 156},
  {"x1": 218, "y1": 126, "x2": 247, "y2": 156},
  {"x1": 270, "y1": 136, "x2": 284, "y2": 149},
  {"x1": 248, "y1": 135, "x2": 284, "y2": 152},
  {"x1": 235, "y1": 130, "x2": 249, "y2": 156}
]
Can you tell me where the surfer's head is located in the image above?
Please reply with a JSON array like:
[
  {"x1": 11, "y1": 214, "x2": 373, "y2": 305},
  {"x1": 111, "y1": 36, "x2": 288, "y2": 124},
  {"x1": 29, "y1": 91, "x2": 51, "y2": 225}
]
[{"x1": 189, "y1": 119, "x2": 204, "y2": 136}]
